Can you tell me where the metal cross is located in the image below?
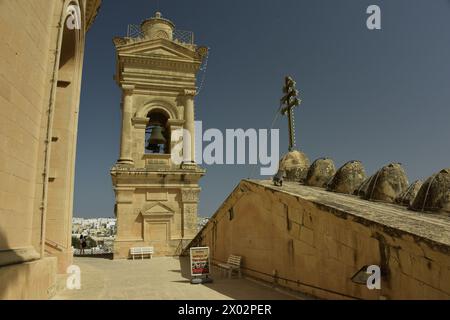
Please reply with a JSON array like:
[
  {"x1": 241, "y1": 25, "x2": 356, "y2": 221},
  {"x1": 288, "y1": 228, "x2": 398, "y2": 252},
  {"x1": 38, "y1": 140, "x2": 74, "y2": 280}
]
[{"x1": 280, "y1": 76, "x2": 302, "y2": 152}]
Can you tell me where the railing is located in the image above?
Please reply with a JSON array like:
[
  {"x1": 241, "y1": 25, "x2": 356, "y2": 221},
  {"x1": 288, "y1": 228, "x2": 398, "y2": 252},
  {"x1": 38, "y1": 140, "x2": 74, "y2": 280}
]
[
  {"x1": 173, "y1": 30, "x2": 194, "y2": 45},
  {"x1": 127, "y1": 24, "x2": 143, "y2": 38},
  {"x1": 73, "y1": 247, "x2": 113, "y2": 256},
  {"x1": 126, "y1": 24, "x2": 194, "y2": 45}
]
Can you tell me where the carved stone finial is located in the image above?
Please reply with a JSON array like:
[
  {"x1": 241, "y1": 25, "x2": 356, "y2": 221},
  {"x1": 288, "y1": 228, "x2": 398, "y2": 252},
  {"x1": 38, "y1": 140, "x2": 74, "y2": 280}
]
[
  {"x1": 362, "y1": 163, "x2": 409, "y2": 204},
  {"x1": 411, "y1": 168, "x2": 450, "y2": 214},
  {"x1": 196, "y1": 46, "x2": 209, "y2": 58},
  {"x1": 305, "y1": 158, "x2": 336, "y2": 188},
  {"x1": 113, "y1": 37, "x2": 127, "y2": 47},
  {"x1": 327, "y1": 160, "x2": 366, "y2": 195},
  {"x1": 279, "y1": 150, "x2": 310, "y2": 182}
]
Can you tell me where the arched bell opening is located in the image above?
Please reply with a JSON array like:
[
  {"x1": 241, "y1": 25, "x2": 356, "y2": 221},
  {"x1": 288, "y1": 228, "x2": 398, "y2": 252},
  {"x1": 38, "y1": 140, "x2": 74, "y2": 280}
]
[{"x1": 145, "y1": 109, "x2": 171, "y2": 154}]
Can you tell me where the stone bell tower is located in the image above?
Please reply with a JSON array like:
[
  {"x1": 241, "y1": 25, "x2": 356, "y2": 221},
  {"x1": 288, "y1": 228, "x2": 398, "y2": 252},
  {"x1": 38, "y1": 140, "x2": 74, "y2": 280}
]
[{"x1": 110, "y1": 12, "x2": 207, "y2": 259}]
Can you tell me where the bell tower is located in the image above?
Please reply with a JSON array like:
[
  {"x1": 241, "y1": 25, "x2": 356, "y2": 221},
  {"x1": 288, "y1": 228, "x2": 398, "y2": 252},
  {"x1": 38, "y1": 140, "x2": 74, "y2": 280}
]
[{"x1": 111, "y1": 12, "x2": 207, "y2": 259}]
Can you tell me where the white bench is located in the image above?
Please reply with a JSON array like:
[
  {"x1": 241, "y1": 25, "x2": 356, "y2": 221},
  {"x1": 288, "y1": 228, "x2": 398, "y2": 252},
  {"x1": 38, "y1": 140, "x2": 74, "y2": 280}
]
[
  {"x1": 218, "y1": 255, "x2": 242, "y2": 279},
  {"x1": 130, "y1": 247, "x2": 154, "y2": 260}
]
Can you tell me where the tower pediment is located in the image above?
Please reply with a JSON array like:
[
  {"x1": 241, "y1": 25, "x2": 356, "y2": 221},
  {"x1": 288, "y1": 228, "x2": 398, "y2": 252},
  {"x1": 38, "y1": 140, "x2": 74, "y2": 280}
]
[
  {"x1": 117, "y1": 39, "x2": 199, "y2": 60},
  {"x1": 141, "y1": 202, "x2": 175, "y2": 216}
]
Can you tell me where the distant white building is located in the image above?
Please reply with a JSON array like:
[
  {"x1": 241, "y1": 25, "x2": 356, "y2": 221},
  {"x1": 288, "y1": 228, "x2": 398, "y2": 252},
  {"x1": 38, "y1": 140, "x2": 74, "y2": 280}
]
[{"x1": 72, "y1": 217, "x2": 117, "y2": 236}]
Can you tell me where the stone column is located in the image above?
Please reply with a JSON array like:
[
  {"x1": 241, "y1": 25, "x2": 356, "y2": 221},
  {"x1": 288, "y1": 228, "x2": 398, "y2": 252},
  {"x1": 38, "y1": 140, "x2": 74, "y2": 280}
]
[
  {"x1": 118, "y1": 85, "x2": 135, "y2": 165},
  {"x1": 183, "y1": 89, "x2": 196, "y2": 163}
]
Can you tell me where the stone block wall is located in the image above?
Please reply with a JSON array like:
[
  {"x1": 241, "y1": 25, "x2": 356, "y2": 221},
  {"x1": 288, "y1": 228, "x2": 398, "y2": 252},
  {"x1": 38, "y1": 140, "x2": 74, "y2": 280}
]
[
  {"x1": 0, "y1": 0, "x2": 56, "y2": 257},
  {"x1": 190, "y1": 180, "x2": 450, "y2": 300},
  {"x1": 0, "y1": 0, "x2": 101, "y2": 299},
  {"x1": 0, "y1": 257, "x2": 57, "y2": 300}
]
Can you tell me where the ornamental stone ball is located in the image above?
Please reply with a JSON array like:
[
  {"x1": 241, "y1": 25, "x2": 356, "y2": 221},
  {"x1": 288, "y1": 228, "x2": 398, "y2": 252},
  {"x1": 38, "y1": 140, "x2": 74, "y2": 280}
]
[
  {"x1": 327, "y1": 160, "x2": 366, "y2": 195},
  {"x1": 396, "y1": 180, "x2": 423, "y2": 207},
  {"x1": 305, "y1": 158, "x2": 336, "y2": 188},
  {"x1": 278, "y1": 150, "x2": 310, "y2": 182},
  {"x1": 410, "y1": 168, "x2": 450, "y2": 214},
  {"x1": 362, "y1": 163, "x2": 409, "y2": 204}
]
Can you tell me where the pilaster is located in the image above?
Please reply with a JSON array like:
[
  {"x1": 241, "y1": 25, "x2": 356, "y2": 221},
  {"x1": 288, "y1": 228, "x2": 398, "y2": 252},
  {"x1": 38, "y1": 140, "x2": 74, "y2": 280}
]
[
  {"x1": 183, "y1": 89, "x2": 196, "y2": 164},
  {"x1": 117, "y1": 85, "x2": 135, "y2": 166}
]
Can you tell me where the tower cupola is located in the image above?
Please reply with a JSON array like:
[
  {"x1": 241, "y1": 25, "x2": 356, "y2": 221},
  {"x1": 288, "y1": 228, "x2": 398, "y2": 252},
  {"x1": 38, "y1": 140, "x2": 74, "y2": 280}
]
[{"x1": 141, "y1": 12, "x2": 175, "y2": 41}]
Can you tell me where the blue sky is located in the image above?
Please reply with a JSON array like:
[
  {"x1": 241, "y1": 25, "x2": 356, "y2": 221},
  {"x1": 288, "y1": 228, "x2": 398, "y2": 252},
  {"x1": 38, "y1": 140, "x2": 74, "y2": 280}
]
[{"x1": 74, "y1": 0, "x2": 450, "y2": 218}]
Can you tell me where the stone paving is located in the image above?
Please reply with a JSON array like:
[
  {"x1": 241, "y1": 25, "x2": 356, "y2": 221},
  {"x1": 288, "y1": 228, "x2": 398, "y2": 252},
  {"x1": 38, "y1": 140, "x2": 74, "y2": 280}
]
[{"x1": 53, "y1": 257, "x2": 306, "y2": 300}]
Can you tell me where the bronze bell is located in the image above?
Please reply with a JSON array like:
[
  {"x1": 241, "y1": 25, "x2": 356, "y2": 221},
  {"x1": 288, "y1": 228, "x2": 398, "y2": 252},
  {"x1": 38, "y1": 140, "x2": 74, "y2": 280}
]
[{"x1": 146, "y1": 126, "x2": 167, "y2": 153}]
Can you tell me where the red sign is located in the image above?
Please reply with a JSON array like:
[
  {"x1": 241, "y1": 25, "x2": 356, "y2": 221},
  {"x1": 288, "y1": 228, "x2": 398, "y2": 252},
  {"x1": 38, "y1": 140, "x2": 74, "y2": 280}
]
[{"x1": 190, "y1": 247, "x2": 210, "y2": 277}]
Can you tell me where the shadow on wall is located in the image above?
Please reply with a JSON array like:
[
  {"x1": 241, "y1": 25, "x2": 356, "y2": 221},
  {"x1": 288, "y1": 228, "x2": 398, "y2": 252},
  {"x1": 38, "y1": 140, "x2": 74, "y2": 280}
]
[{"x1": 0, "y1": 228, "x2": 21, "y2": 299}]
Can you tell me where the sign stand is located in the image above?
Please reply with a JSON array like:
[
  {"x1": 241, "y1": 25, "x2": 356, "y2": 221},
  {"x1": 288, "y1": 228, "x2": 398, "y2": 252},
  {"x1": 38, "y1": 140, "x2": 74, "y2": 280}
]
[
  {"x1": 190, "y1": 276, "x2": 213, "y2": 285},
  {"x1": 189, "y1": 247, "x2": 214, "y2": 285}
]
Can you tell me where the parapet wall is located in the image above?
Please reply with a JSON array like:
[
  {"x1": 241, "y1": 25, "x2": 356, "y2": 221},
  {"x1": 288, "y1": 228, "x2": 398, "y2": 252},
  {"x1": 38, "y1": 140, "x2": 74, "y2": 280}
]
[
  {"x1": 0, "y1": 257, "x2": 57, "y2": 300},
  {"x1": 186, "y1": 180, "x2": 450, "y2": 300}
]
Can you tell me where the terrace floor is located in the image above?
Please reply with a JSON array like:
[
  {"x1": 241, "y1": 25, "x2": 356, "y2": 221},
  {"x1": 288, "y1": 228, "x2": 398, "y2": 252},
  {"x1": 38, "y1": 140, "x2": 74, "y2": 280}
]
[{"x1": 53, "y1": 256, "x2": 309, "y2": 300}]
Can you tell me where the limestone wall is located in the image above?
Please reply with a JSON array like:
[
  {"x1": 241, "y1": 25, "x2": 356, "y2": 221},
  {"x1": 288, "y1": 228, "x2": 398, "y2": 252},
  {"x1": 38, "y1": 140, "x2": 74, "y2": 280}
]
[
  {"x1": 112, "y1": 181, "x2": 202, "y2": 259},
  {"x1": 0, "y1": 257, "x2": 57, "y2": 300},
  {"x1": 0, "y1": 0, "x2": 56, "y2": 259},
  {"x1": 189, "y1": 180, "x2": 450, "y2": 300},
  {"x1": 0, "y1": 0, "x2": 100, "y2": 299}
]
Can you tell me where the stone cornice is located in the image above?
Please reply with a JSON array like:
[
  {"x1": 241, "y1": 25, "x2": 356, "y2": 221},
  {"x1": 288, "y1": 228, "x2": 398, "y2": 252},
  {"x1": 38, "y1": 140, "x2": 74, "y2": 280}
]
[
  {"x1": 115, "y1": 84, "x2": 194, "y2": 98},
  {"x1": 120, "y1": 74, "x2": 197, "y2": 88},
  {"x1": 110, "y1": 167, "x2": 206, "y2": 179},
  {"x1": 131, "y1": 117, "x2": 148, "y2": 129},
  {"x1": 121, "y1": 84, "x2": 135, "y2": 93},
  {"x1": 111, "y1": 168, "x2": 206, "y2": 175},
  {"x1": 115, "y1": 38, "x2": 197, "y2": 56},
  {"x1": 85, "y1": 0, "x2": 101, "y2": 32},
  {"x1": 119, "y1": 55, "x2": 201, "y2": 73},
  {"x1": 168, "y1": 119, "x2": 185, "y2": 127}
]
